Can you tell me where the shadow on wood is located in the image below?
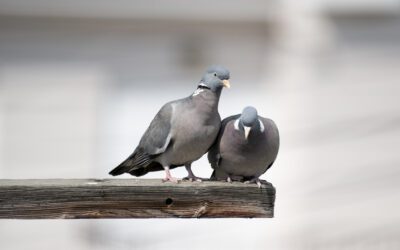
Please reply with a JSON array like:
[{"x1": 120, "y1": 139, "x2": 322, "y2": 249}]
[{"x1": 0, "y1": 179, "x2": 275, "y2": 219}]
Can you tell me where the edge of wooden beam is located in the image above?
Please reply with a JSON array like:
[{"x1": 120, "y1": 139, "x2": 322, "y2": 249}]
[{"x1": 0, "y1": 179, "x2": 275, "y2": 219}]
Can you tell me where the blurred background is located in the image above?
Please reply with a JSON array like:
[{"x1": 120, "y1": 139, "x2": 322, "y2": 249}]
[{"x1": 1, "y1": 0, "x2": 400, "y2": 249}]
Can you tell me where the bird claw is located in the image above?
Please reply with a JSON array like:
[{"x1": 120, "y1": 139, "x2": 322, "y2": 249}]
[
  {"x1": 162, "y1": 176, "x2": 180, "y2": 183},
  {"x1": 244, "y1": 178, "x2": 263, "y2": 188},
  {"x1": 182, "y1": 176, "x2": 203, "y2": 182},
  {"x1": 226, "y1": 176, "x2": 232, "y2": 183}
]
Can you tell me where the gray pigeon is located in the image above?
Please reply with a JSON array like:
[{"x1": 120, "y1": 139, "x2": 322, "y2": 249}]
[
  {"x1": 109, "y1": 66, "x2": 230, "y2": 182},
  {"x1": 208, "y1": 106, "x2": 279, "y2": 187}
]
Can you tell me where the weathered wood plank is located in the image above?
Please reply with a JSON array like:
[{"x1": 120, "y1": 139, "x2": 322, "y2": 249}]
[{"x1": 0, "y1": 179, "x2": 275, "y2": 219}]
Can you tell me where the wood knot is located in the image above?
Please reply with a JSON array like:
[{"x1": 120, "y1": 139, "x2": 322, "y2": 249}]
[{"x1": 193, "y1": 202, "x2": 208, "y2": 218}]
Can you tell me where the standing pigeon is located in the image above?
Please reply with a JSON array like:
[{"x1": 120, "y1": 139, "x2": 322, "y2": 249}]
[
  {"x1": 208, "y1": 106, "x2": 279, "y2": 187},
  {"x1": 109, "y1": 66, "x2": 230, "y2": 182}
]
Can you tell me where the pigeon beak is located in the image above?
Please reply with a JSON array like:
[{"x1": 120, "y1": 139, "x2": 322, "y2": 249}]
[
  {"x1": 222, "y1": 79, "x2": 230, "y2": 88},
  {"x1": 244, "y1": 126, "x2": 251, "y2": 140}
]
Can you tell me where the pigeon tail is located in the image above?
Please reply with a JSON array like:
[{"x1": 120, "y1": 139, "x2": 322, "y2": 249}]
[
  {"x1": 109, "y1": 149, "x2": 165, "y2": 176},
  {"x1": 130, "y1": 162, "x2": 182, "y2": 177},
  {"x1": 108, "y1": 165, "x2": 126, "y2": 176},
  {"x1": 109, "y1": 150, "x2": 145, "y2": 176},
  {"x1": 109, "y1": 157, "x2": 134, "y2": 176}
]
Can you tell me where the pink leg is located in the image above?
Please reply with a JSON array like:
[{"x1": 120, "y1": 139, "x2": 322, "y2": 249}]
[{"x1": 162, "y1": 166, "x2": 179, "y2": 183}]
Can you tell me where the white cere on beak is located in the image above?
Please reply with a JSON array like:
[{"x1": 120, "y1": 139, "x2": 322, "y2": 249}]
[{"x1": 244, "y1": 126, "x2": 251, "y2": 140}]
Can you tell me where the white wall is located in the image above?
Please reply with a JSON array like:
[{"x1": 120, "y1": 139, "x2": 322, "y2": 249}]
[{"x1": 1, "y1": 4, "x2": 400, "y2": 250}]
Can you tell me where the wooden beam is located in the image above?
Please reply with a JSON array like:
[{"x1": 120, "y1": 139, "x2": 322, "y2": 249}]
[{"x1": 0, "y1": 179, "x2": 275, "y2": 219}]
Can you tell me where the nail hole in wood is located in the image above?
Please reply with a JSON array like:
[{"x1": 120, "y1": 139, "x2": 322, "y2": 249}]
[{"x1": 165, "y1": 198, "x2": 173, "y2": 205}]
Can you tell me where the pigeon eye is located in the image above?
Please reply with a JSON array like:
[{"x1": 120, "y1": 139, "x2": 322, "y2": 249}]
[{"x1": 214, "y1": 73, "x2": 217, "y2": 77}]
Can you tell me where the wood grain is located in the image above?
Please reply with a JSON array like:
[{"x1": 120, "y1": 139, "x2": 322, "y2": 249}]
[{"x1": 0, "y1": 179, "x2": 275, "y2": 219}]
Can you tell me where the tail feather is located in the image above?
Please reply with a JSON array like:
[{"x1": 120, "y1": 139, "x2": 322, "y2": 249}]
[
  {"x1": 109, "y1": 147, "x2": 185, "y2": 177},
  {"x1": 109, "y1": 157, "x2": 133, "y2": 176},
  {"x1": 129, "y1": 162, "x2": 162, "y2": 177},
  {"x1": 109, "y1": 150, "x2": 138, "y2": 176},
  {"x1": 109, "y1": 149, "x2": 157, "y2": 176},
  {"x1": 129, "y1": 163, "x2": 181, "y2": 177},
  {"x1": 109, "y1": 166, "x2": 126, "y2": 176}
]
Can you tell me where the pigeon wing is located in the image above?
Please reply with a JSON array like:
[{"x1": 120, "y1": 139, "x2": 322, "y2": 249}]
[
  {"x1": 109, "y1": 103, "x2": 173, "y2": 176},
  {"x1": 139, "y1": 103, "x2": 173, "y2": 155},
  {"x1": 208, "y1": 114, "x2": 240, "y2": 169},
  {"x1": 260, "y1": 117, "x2": 280, "y2": 172}
]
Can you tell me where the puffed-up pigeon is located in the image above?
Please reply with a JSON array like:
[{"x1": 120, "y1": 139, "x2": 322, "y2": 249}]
[
  {"x1": 208, "y1": 106, "x2": 279, "y2": 187},
  {"x1": 109, "y1": 65, "x2": 230, "y2": 182}
]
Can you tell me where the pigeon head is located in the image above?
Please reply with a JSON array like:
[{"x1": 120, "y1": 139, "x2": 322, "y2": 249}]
[
  {"x1": 198, "y1": 65, "x2": 230, "y2": 92},
  {"x1": 206, "y1": 65, "x2": 230, "y2": 82},
  {"x1": 236, "y1": 106, "x2": 260, "y2": 140}
]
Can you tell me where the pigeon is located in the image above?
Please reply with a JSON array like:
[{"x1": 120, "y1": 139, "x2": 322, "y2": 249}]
[
  {"x1": 109, "y1": 65, "x2": 230, "y2": 182},
  {"x1": 208, "y1": 106, "x2": 279, "y2": 187}
]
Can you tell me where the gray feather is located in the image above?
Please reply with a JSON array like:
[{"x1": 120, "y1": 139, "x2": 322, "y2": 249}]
[
  {"x1": 110, "y1": 65, "x2": 230, "y2": 177},
  {"x1": 139, "y1": 103, "x2": 173, "y2": 155},
  {"x1": 208, "y1": 114, "x2": 239, "y2": 168},
  {"x1": 208, "y1": 111, "x2": 280, "y2": 181},
  {"x1": 109, "y1": 104, "x2": 173, "y2": 176}
]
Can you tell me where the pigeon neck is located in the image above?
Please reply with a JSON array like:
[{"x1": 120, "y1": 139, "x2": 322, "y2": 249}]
[
  {"x1": 192, "y1": 88, "x2": 221, "y2": 109},
  {"x1": 235, "y1": 118, "x2": 264, "y2": 133},
  {"x1": 192, "y1": 85, "x2": 222, "y2": 96}
]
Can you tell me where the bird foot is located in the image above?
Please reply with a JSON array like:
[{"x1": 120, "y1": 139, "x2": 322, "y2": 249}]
[
  {"x1": 182, "y1": 175, "x2": 203, "y2": 182},
  {"x1": 244, "y1": 178, "x2": 263, "y2": 188},
  {"x1": 226, "y1": 176, "x2": 233, "y2": 183},
  {"x1": 162, "y1": 176, "x2": 180, "y2": 183}
]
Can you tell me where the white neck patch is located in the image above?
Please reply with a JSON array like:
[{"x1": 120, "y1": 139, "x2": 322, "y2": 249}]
[
  {"x1": 258, "y1": 119, "x2": 264, "y2": 132},
  {"x1": 234, "y1": 119, "x2": 240, "y2": 130},
  {"x1": 192, "y1": 88, "x2": 204, "y2": 96},
  {"x1": 235, "y1": 118, "x2": 264, "y2": 132}
]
